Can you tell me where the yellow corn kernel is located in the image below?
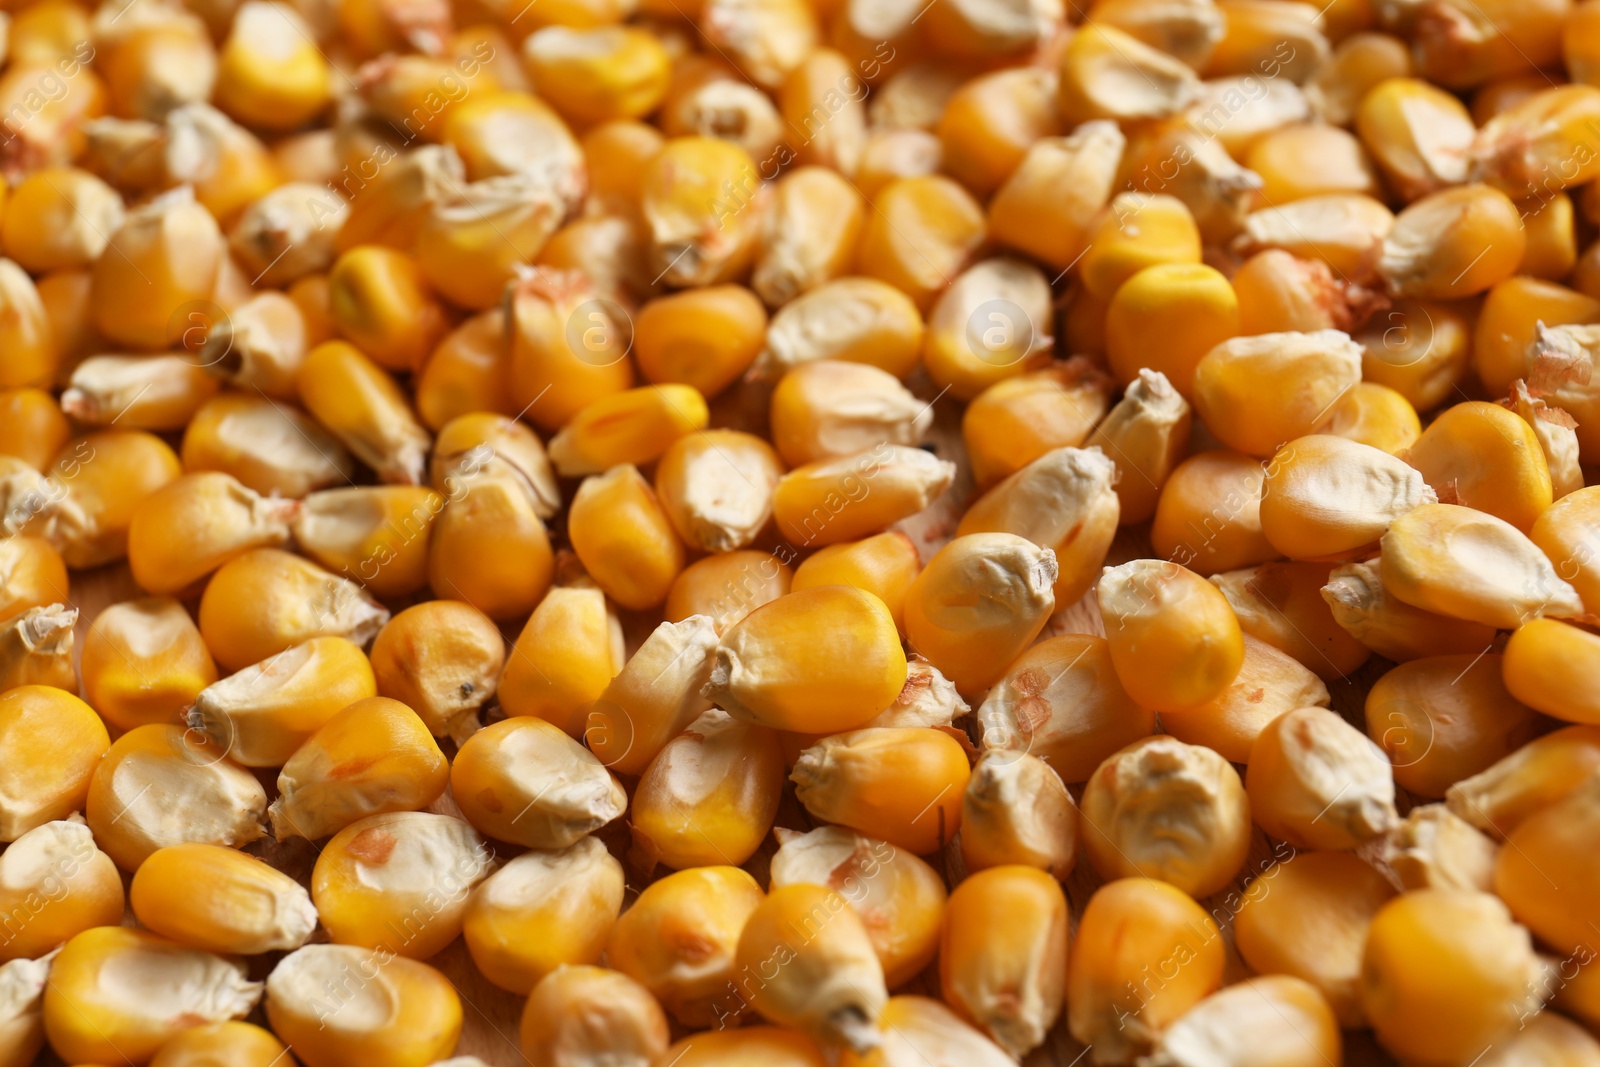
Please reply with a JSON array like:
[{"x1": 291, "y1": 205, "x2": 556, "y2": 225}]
[
  {"x1": 1405, "y1": 399, "x2": 1553, "y2": 531},
  {"x1": 587, "y1": 615, "x2": 717, "y2": 775},
  {"x1": 1106, "y1": 263, "x2": 1239, "y2": 397},
  {"x1": 1239, "y1": 193, "x2": 1395, "y2": 278},
  {"x1": 657, "y1": 1027, "x2": 827, "y2": 1066},
  {"x1": 292, "y1": 485, "x2": 440, "y2": 598},
  {"x1": 367, "y1": 601, "x2": 503, "y2": 738},
  {"x1": 633, "y1": 708, "x2": 785, "y2": 869},
  {"x1": 567, "y1": 464, "x2": 684, "y2": 610},
  {"x1": 536, "y1": 215, "x2": 656, "y2": 303},
  {"x1": 99, "y1": 5, "x2": 217, "y2": 120},
  {"x1": 1355, "y1": 77, "x2": 1474, "y2": 199},
  {"x1": 706, "y1": 585, "x2": 907, "y2": 734},
  {"x1": 1249, "y1": 123, "x2": 1381, "y2": 204},
  {"x1": 213, "y1": 1, "x2": 330, "y2": 129},
  {"x1": 268, "y1": 696, "x2": 445, "y2": 842},
  {"x1": 961, "y1": 750, "x2": 1076, "y2": 880},
  {"x1": 1170, "y1": 640, "x2": 1318, "y2": 764},
  {"x1": 634, "y1": 285, "x2": 767, "y2": 397},
  {"x1": 0, "y1": 604, "x2": 75, "y2": 692},
  {"x1": 60, "y1": 354, "x2": 219, "y2": 432},
  {"x1": 1258, "y1": 434, "x2": 1434, "y2": 561},
  {"x1": 0, "y1": 167, "x2": 121, "y2": 274},
  {"x1": 1317, "y1": 380, "x2": 1421, "y2": 454},
  {"x1": 1475, "y1": 278, "x2": 1600, "y2": 399},
  {"x1": 1365, "y1": 653, "x2": 1546, "y2": 797},
  {"x1": 935, "y1": 68, "x2": 1060, "y2": 198},
  {"x1": 771, "y1": 362, "x2": 928, "y2": 468},
  {"x1": 429, "y1": 412, "x2": 560, "y2": 519},
  {"x1": 639, "y1": 136, "x2": 764, "y2": 287},
  {"x1": 88, "y1": 188, "x2": 223, "y2": 353},
  {"x1": 1305, "y1": 31, "x2": 1413, "y2": 126},
  {"x1": 0, "y1": 58, "x2": 104, "y2": 172},
  {"x1": 266, "y1": 944, "x2": 461, "y2": 1067},
  {"x1": 1068, "y1": 877, "x2": 1224, "y2": 1064},
  {"x1": 428, "y1": 474, "x2": 554, "y2": 619},
  {"x1": 182, "y1": 393, "x2": 354, "y2": 500},
  {"x1": 769, "y1": 825, "x2": 946, "y2": 989},
  {"x1": 0, "y1": 389, "x2": 68, "y2": 474},
  {"x1": 1352, "y1": 298, "x2": 1468, "y2": 410},
  {"x1": 126, "y1": 472, "x2": 296, "y2": 596},
  {"x1": 606, "y1": 866, "x2": 764, "y2": 1027},
  {"x1": 1081, "y1": 370, "x2": 1189, "y2": 526},
  {"x1": 1081, "y1": 733, "x2": 1251, "y2": 896},
  {"x1": 660, "y1": 56, "x2": 784, "y2": 164},
  {"x1": 1518, "y1": 190, "x2": 1579, "y2": 279},
  {"x1": 298, "y1": 340, "x2": 432, "y2": 485},
  {"x1": 506, "y1": 268, "x2": 635, "y2": 431},
  {"x1": 498, "y1": 585, "x2": 623, "y2": 737},
  {"x1": 9, "y1": 0, "x2": 92, "y2": 69},
  {"x1": 1494, "y1": 771, "x2": 1600, "y2": 957},
  {"x1": 791, "y1": 534, "x2": 917, "y2": 635},
  {"x1": 463, "y1": 836, "x2": 623, "y2": 995},
  {"x1": 414, "y1": 175, "x2": 565, "y2": 311},
  {"x1": 731, "y1": 883, "x2": 886, "y2": 1051},
  {"x1": 451, "y1": 716, "x2": 626, "y2": 849},
  {"x1": 667, "y1": 551, "x2": 794, "y2": 635},
  {"x1": 519, "y1": 966, "x2": 670, "y2": 1067},
  {"x1": 313, "y1": 811, "x2": 491, "y2": 959},
  {"x1": 1234, "y1": 850, "x2": 1396, "y2": 1026},
  {"x1": 442, "y1": 95, "x2": 584, "y2": 213},
  {"x1": 1193, "y1": 330, "x2": 1364, "y2": 457},
  {"x1": 1502, "y1": 618, "x2": 1600, "y2": 724},
  {"x1": 523, "y1": 25, "x2": 670, "y2": 126},
  {"x1": 1090, "y1": 0, "x2": 1224, "y2": 66},
  {"x1": 130, "y1": 843, "x2": 316, "y2": 955},
  {"x1": 1447, "y1": 724, "x2": 1600, "y2": 838},
  {"x1": 581, "y1": 119, "x2": 665, "y2": 213},
  {"x1": 1121, "y1": 116, "x2": 1265, "y2": 242},
  {"x1": 1470, "y1": 85, "x2": 1600, "y2": 197},
  {"x1": 977, "y1": 632, "x2": 1156, "y2": 782},
  {"x1": 1058, "y1": 23, "x2": 1199, "y2": 126},
  {"x1": 1554, "y1": 958, "x2": 1600, "y2": 1032},
  {"x1": 857, "y1": 176, "x2": 987, "y2": 312},
  {"x1": 988, "y1": 121, "x2": 1123, "y2": 276},
  {"x1": 773, "y1": 445, "x2": 954, "y2": 548},
  {"x1": 1531, "y1": 486, "x2": 1600, "y2": 613},
  {"x1": 759, "y1": 276, "x2": 925, "y2": 381},
  {"x1": 335, "y1": 144, "x2": 460, "y2": 253},
  {"x1": 962, "y1": 360, "x2": 1112, "y2": 489},
  {"x1": 1321, "y1": 559, "x2": 1498, "y2": 660},
  {"x1": 1389, "y1": 802, "x2": 1501, "y2": 889},
  {"x1": 0, "y1": 536, "x2": 66, "y2": 624},
  {"x1": 791, "y1": 727, "x2": 969, "y2": 855},
  {"x1": 776, "y1": 49, "x2": 866, "y2": 176},
  {"x1": 327, "y1": 245, "x2": 447, "y2": 374},
  {"x1": 0, "y1": 686, "x2": 108, "y2": 843},
  {"x1": 1248, "y1": 704, "x2": 1397, "y2": 849},
  {"x1": 1149, "y1": 448, "x2": 1275, "y2": 575},
  {"x1": 197, "y1": 547, "x2": 389, "y2": 673},
  {"x1": 1378, "y1": 183, "x2": 1526, "y2": 298},
  {"x1": 80, "y1": 597, "x2": 216, "y2": 731},
  {"x1": 85, "y1": 723, "x2": 266, "y2": 871},
  {"x1": 44, "y1": 927, "x2": 261, "y2": 1066},
  {"x1": 1381, "y1": 503, "x2": 1584, "y2": 629},
  {"x1": 548, "y1": 384, "x2": 708, "y2": 477},
  {"x1": 1360, "y1": 890, "x2": 1542, "y2": 1067},
  {"x1": 1207, "y1": 0, "x2": 1330, "y2": 78},
  {"x1": 1079, "y1": 193, "x2": 1202, "y2": 300},
  {"x1": 0, "y1": 820, "x2": 123, "y2": 963},
  {"x1": 1505, "y1": 380, "x2": 1583, "y2": 500},
  {"x1": 840, "y1": 995, "x2": 1014, "y2": 1067},
  {"x1": 194, "y1": 292, "x2": 310, "y2": 404},
  {"x1": 415, "y1": 310, "x2": 514, "y2": 431},
  {"x1": 1099, "y1": 559, "x2": 1245, "y2": 712},
  {"x1": 903, "y1": 533, "x2": 1056, "y2": 694},
  {"x1": 149, "y1": 1021, "x2": 291, "y2": 1067},
  {"x1": 1481, "y1": 1014, "x2": 1600, "y2": 1067}
]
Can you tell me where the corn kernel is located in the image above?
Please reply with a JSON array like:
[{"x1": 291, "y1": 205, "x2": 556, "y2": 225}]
[
  {"x1": 1360, "y1": 890, "x2": 1542, "y2": 1067},
  {"x1": 506, "y1": 268, "x2": 636, "y2": 431},
  {"x1": 1378, "y1": 183, "x2": 1526, "y2": 298},
  {"x1": 0, "y1": 819, "x2": 123, "y2": 963},
  {"x1": 840, "y1": 995, "x2": 1014, "y2": 1067},
  {"x1": 1194, "y1": 330, "x2": 1364, "y2": 457},
  {"x1": 587, "y1": 615, "x2": 717, "y2": 775},
  {"x1": 961, "y1": 750, "x2": 1076, "y2": 880},
  {"x1": 1355, "y1": 77, "x2": 1474, "y2": 199},
  {"x1": 977, "y1": 632, "x2": 1157, "y2": 782},
  {"x1": 463, "y1": 836, "x2": 623, "y2": 994},
  {"x1": 1211, "y1": 560, "x2": 1373, "y2": 680},
  {"x1": 635, "y1": 285, "x2": 768, "y2": 396},
  {"x1": 1068, "y1": 878, "x2": 1224, "y2": 1065},
  {"x1": 1148, "y1": 976, "x2": 1342, "y2": 1067},
  {"x1": 1080, "y1": 193, "x2": 1202, "y2": 300},
  {"x1": 268, "y1": 696, "x2": 447, "y2": 842},
  {"x1": 668, "y1": 550, "x2": 794, "y2": 635},
  {"x1": 130, "y1": 843, "x2": 317, "y2": 955},
  {"x1": 779, "y1": 49, "x2": 867, "y2": 175},
  {"x1": 88, "y1": 188, "x2": 223, "y2": 353},
  {"x1": 1149, "y1": 448, "x2": 1275, "y2": 575},
  {"x1": 429, "y1": 412, "x2": 560, "y2": 519},
  {"x1": 1247, "y1": 705, "x2": 1397, "y2": 848},
  {"x1": 148, "y1": 1021, "x2": 291, "y2": 1067},
  {"x1": 657, "y1": 1026, "x2": 827, "y2": 1065},
  {"x1": 0, "y1": 167, "x2": 121, "y2": 274},
  {"x1": 1258, "y1": 434, "x2": 1433, "y2": 561},
  {"x1": 0, "y1": 686, "x2": 109, "y2": 843},
  {"x1": 1505, "y1": 380, "x2": 1583, "y2": 500},
  {"x1": 1099, "y1": 559, "x2": 1245, "y2": 712},
  {"x1": 1384, "y1": 804, "x2": 1499, "y2": 892},
  {"x1": 1160, "y1": 634, "x2": 1331, "y2": 761},
  {"x1": 292, "y1": 485, "x2": 439, "y2": 598},
  {"x1": 298, "y1": 340, "x2": 431, "y2": 485},
  {"x1": 1502, "y1": 618, "x2": 1600, "y2": 724},
  {"x1": 605, "y1": 866, "x2": 763, "y2": 1027},
  {"x1": 548, "y1": 385, "x2": 708, "y2": 477},
  {"x1": 498, "y1": 585, "x2": 623, "y2": 738},
  {"x1": 792, "y1": 726, "x2": 969, "y2": 855},
  {"x1": 1446, "y1": 724, "x2": 1600, "y2": 838},
  {"x1": 367, "y1": 601, "x2": 503, "y2": 738},
  {"x1": 640, "y1": 136, "x2": 764, "y2": 287},
  {"x1": 858, "y1": 176, "x2": 987, "y2": 313},
  {"x1": 1234, "y1": 850, "x2": 1395, "y2": 1026},
  {"x1": 80, "y1": 597, "x2": 215, "y2": 731},
  {"x1": 1305, "y1": 31, "x2": 1412, "y2": 126},
  {"x1": 213, "y1": 1, "x2": 330, "y2": 129},
  {"x1": 266, "y1": 944, "x2": 461, "y2": 1067},
  {"x1": 1207, "y1": 0, "x2": 1330, "y2": 80},
  {"x1": 519, "y1": 966, "x2": 670, "y2": 1067},
  {"x1": 1239, "y1": 193, "x2": 1395, "y2": 278},
  {"x1": 181, "y1": 393, "x2": 354, "y2": 500},
  {"x1": 753, "y1": 167, "x2": 866, "y2": 308},
  {"x1": 44, "y1": 927, "x2": 262, "y2": 1066},
  {"x1": 1494, "y1": 772, "x2": 1600, "y2": 956},
  {"x1": 451, "y1": 716, "x2": 626, "y2": 849},
  {"x1": 1058, "y1": 23, "x2": 1199, "y2": 126},
  {"x1": 988, "y1": 121, "x2": 1123, "y2": 274},
  {"x1": 1366, "y1": 653, "x2": 1548, "y2": 797},
  {"x1": 1321, "y1": 558, "x2": 1498, "y2": 660},
  {"x1": 1381, "y1": 503, "x2": 1584, "y2": 629},
  {"x1": 633, "y1": 708, "x2": 784, "y2": 869}
]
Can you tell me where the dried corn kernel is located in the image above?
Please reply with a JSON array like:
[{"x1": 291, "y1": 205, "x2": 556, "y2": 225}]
[
  {"x1": 130, "y1": 843, "x2": 317, "y2": 955},
  {"x1": 0, "y1": 819, "x2": 123, "y2": 963},
  {"x1": 1099, "y1": 559, "x2": 1245, "y2": 712},
  {"x1": 792, "y1": 727, "x2": 970, "y2": 855},
  {"x1": 368, "y1": 601, "x2": 503, "y2": 737},
  {"x1": 0, "y1": 686, "x2": 109, "y2": 843},
  {"x1": 518, "y1": 966, "x2": 670, "y2": 1067},
  {"x1": 452, "y1": 716, "x2": 626, "y2": 849},
  {"x1": 1321, "y1": 559, "x2": 1497, "y2": 660}
]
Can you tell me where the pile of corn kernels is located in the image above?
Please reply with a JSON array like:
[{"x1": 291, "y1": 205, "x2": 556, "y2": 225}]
[{"x1": 0, "y1": 0, "x2": 1599, "y2": 1061}]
